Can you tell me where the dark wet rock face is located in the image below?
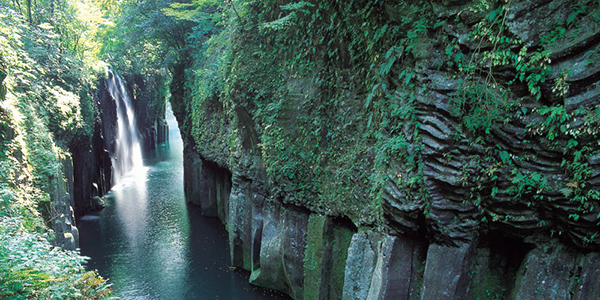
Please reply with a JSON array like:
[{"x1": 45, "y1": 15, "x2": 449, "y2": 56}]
[
  {"x1": 71, "y1": 83, "x2": 112, "y2": 216},
  {"x1": 511, "y1": 243, "x2": 600, "y2": 300},
  {"x1": 250, "y1": 201, "x2": 309, "y2": 299},
  {"x1": 125, "y1": 74, "x2": 168, "y2": 152},
  {"x1": 574, "y1": 252, "x2": 600, "y2": 300},
  {"x1": 71, "y1": 74, "x2": 166, "y2": 216},
  {"x1": 373, "y1": 0, "x2": 600, "y2": 251},
  {"x1": 343, "y1": 231, "x2": 427, "y2": 300},
  {"x1": 182, "y1": 147, "x2": 600, "y2": 300},
  {"x1": 50, "y1": 156, "x2": 79, "y2": 250}
]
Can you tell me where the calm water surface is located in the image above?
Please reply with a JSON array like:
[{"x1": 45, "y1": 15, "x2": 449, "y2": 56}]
[{"x1": 78, "y1": 108, "x2": 289, "y2": 300}]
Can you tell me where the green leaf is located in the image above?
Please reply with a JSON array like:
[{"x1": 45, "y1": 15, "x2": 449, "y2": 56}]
[
  {"x1": 567, "y1": 10, "x2": 579, "y2": 26},
  {"x1": 365, "y1": 93, "x2": 374, "y2": 108},
  {"x1": 567, "y1": 139, "x2": 579, "y2": 149},
  {"x1": 280, "y1": 1, "x2": 316, "y2": 11},
  {"x1": 433, "y1": 20, "x2": 446, "y2": 28},
  {"x1": 498, "y1": 150, "x2": 511, "y2": 164},
  {"x1": 386, "y1": 47, "x2": 395, "y2": 59},
  {"x1": 379, "y1": 55, "x2": 396, "y2": 75},
  {"x1": 487, "y1": 7, "x2": 502, "y2": 22},
  {"x1": 404, "y1": 72, "x2": 413, "y2": 85}
]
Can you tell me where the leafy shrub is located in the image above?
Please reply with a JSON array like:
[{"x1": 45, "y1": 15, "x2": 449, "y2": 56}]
[
  {"x1": 0, "y1": 3, "x2": 114, "y2": 299},
  {"x1": 0, "y1": 217, "x2": 113, "y2": 299}
]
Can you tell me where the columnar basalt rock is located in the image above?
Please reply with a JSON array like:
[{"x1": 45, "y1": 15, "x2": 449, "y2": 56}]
[
  {"x1": 172, "y1": 0, "x2": 600, "y2": 298},
  {"x1": 413, "y1": 0, "x2": 600, "y2": 250},
  {"x1": 184, "y1": 148, "x2": 205, "y2": 207},
  {"x1": 185, "y1": 147, "x2": 600, "y2": 300},
  {"x1": 468, "y1": 235, "x2": 532, "y2": 300},
  {"x1": 181, "y1": 144, "x2": 233, "y2": 214},
  {"x1": 420, "y1": 243, "x2": 475, "y2": 300},
  {"x1": 228, "y1": 176, "x2": 255, "y2": 269},
  {"x1": 70, "y1": 76, "x2": 117, "y2": 216},
  {"x1": 370, "y1": 236, "x2": 426, "y2": 300},
  {"x1": 156, "y1": 118, "x2": 169, "y2": 145},
  {"x1": 343, "y1": 231, "x2": 426, "y2": 300},
  {"x1": 511, "y1": 243, "x2": 600, "y2": 300},
  {"x1": 249, "y1": 201, "x2": 309, "y2": 299},
  {"x1": 574, "y1": 252, "x2": 600, "y2": 300},
  {"x1": 343, "y1": 231, "x2": 383, "y2": 300},
  {"x1": 51, "y1": 156, "x2": 80, "y2": 250},
  {"x1": 126, "y1": 74, "x2": 168, "y2": 153},
  {"x1": 303, "y1": 214, "x2": 354, "y2": 300}
]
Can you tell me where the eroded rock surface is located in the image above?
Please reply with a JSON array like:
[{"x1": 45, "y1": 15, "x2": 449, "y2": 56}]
[{"x1": 172, "y1": 0, "x2": 600, "y2": 298}]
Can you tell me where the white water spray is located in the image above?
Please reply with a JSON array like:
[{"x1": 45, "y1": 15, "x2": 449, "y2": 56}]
[{"x1": 106, "y1": 70, "x2": 144, "y2": 183}]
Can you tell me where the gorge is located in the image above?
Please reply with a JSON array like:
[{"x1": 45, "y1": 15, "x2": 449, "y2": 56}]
[
  {"x1": 78, "y1": 95, "x2": 288, "y2": 299},
  {"x1": 1, "y1": 0, "x2": 600, "y2": 299}
]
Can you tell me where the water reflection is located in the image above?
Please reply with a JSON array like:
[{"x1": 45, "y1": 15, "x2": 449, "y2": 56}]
[
  {"x1": 78, "y1": 106, "x2": 289, "y2": 300},
  {"x1": 112, "y1": 169, "x2": 149, "y2": 252}
]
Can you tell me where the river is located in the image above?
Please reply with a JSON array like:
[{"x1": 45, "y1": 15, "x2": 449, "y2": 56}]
[{"x1": 77, "y1": 106, "x2": 289, "y2": 300}]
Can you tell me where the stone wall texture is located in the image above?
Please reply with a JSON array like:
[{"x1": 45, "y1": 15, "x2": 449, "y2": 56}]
[{"x1": 174, "y1": 0, "x2": 600, "y2": 298}]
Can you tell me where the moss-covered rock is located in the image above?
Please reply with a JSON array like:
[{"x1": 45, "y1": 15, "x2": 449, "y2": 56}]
[
  {"x1": 170, "y1": 0, "x2": 600, "y2": 298},
  {"x1": 303, "y1": 214, "x2": 327, "y2": 300},
  {"x1": 303, "y1": 214, "x2": 353, "y2": 300}
]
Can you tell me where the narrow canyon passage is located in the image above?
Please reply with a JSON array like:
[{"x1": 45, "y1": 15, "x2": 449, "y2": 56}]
[
  {"x1": 77, "y1": 106, "x2": 289, "y2": 299},
  {"x1": 4, "y1": 0, "x2": 600, "y2": 298}
]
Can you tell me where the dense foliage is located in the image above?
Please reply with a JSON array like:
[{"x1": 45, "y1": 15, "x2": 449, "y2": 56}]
[
  {"x1": 2, "y1": 0, "x2": 600, "y2": 295},
  {"x1": 0, "y1": 0, "x2": 113, "y2": 297},
  {"x1": 175, "y1": 0, "x2": 600, "y2": 249},
  {"x1": 0, "y1": 217, "x2": 111, "y2": 299}
]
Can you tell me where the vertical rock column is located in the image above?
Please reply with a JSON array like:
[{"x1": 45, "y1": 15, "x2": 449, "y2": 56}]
[
  {"x1": 184, "y1": 149, "x2": 204, "y2": 207},
  {"x1": 512, "y1": 243, "x2": 600, "y2": 300},
  {"x1": 51, "y1": 155, "x2": 79, "y2": 250},
  {"x1": 183, "y1": 149, "x2": 231, "y2": 217},
  {"x1": 574, "y1": 252, "x2": 600, "y2": 300},
  {"x1": 303, "y1": 215, "x2": 353, "y2": 300},
  {"x1": 343, "y1": 231, "x2": 426, "y2": 300},
  {"x1": 156, "y1": 118, "x2": 169, "y2": 144},
  {"x1": 419, "y1": 243, "x2": 475, "y2": 300},
  {"x1": 228, "y1": 176, "x2": 255, "y2": 270},
  {"x1": 249, "y1": 200, "x2": 309, "y2": 300},
  {"x1": 71, "y1": 78, "x2": 114, "y2": 216}
]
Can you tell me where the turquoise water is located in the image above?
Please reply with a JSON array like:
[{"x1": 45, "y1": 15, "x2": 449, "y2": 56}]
[{"x1": 78, "y1": 108, "x2": 288, "y2": 299}]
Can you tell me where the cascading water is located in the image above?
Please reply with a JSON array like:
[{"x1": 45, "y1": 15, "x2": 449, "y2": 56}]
[{"x1": 106, "y1": 70, "x2": 144, "y2": 183}]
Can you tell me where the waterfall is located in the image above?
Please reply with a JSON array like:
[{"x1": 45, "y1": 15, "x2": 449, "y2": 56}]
[{"x1": 106, "y1": 70, "x2": 144, "y2": 183}]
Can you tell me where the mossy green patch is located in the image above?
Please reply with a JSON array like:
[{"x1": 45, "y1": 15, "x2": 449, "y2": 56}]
[
  {"x1": 329, "y1": 224, "x2": 354, "y2": 300},
  {"x1": 303, "y1": 214, "x2": 326, "y2": 300}
]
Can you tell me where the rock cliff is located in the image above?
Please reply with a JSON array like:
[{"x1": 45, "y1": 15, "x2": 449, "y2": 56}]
[{"x1": 173, "y1": 0, "x2": 600, "y2": 299}]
